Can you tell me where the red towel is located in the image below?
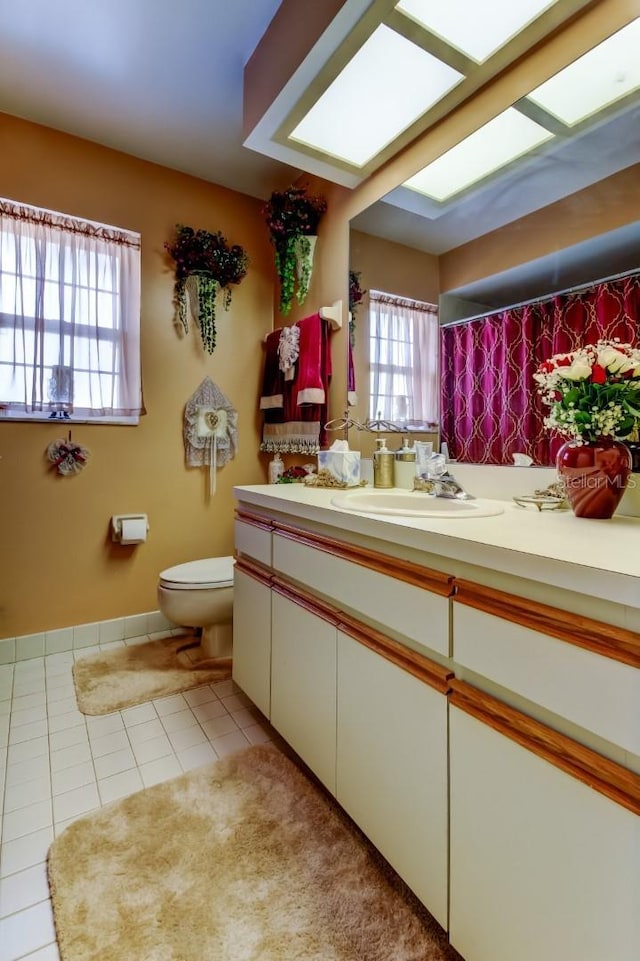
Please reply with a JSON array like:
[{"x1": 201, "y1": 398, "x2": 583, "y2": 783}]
[
  {"x1": 260, "y1": 314, "x2": 332, "y2": 453},
  {"x1": 259, "y1": 330, "x2": 284, "y2": 410}
]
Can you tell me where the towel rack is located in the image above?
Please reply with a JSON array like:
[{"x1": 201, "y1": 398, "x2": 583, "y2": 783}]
[
  {"x1": 319, "y1": 300, "x2": 343, "y2": 329},
  {"x1": 263, "y1": 301, "x2": 344, "y2": 341}
]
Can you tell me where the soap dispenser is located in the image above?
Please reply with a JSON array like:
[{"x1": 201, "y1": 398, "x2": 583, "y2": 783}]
[
  {"x1": 395, "y1": 436, "x2": 416, "y2": 490},
  {"x1": 373, "y1": 438, "x2": 394, "y2": 488}
]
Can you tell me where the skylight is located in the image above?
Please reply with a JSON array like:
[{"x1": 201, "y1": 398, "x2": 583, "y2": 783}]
[
  {"x1": 395, "y1": 0, "x2": 558, "y2": 62},
  {"x1": 288, "y1": 24, "x2": 463, "y2": 168},
  {"x1": 403, "y1": 108, "x2": 554, "y2": 201},
  {"x1": 527, "y1": 18, "x2": 640, "y2": 125}
]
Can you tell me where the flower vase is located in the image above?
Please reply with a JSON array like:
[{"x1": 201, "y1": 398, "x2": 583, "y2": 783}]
[
  {"x1": 556, "y1": 438, "x2": 631, "y2": 519},
  {"x1": 293, "y1": 234, "x2": 317, "y2": 306}
]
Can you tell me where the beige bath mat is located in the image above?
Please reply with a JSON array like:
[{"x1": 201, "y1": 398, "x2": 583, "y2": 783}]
[
  {"x1": 48, "y1": 743, "x2": 460, "y2": 961},
  {"x1": 72, "y1": 635, "x2": 232, "y2": 715}
]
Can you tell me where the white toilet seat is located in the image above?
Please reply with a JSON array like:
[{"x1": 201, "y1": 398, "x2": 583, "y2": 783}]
[{"x1": 159, "y1": 556, "x2": 234, "y2": 591}]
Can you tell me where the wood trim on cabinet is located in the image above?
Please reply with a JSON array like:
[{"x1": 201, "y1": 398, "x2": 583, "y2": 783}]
[
  {"x1": 233, "y1": 554, "x2": 273, "y2": 588},
  {"x1": 450, "y1": 679, "x2": 640, "y2": 815},
  {"x1": 234, "y1": 509, "x2": 274, "y2": 533},
  {"x1": 272, "y1": 521, "x2": 455, "y2": 597},
  {"x1": 454, "y1": 579, "x2": 640, "y2": 669},
  {"x1": 271, "y1": 574, "x2": 341, "y2": 626},
  {"x1": 269, "y1": 574, "x2": 450, "y2": 692},
  {"x1": 338, "y1": 612, "x2": 453, "y2": 694}
]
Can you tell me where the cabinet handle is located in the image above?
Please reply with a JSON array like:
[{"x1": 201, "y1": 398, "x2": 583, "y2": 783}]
[
  {"x1": 234, "y1": 555, "x2": 273, "y2": 587},
  {"x1": 450, "y1": 679, "x2": 640, "y2": 815},
  {"x1": 454, "y1": 579, "x2": 640, "y2": 668},
  {"x1": 338, "y1": 613, "x2": 453, "y2": 694},
  {"x1": 273, "y1": 522, "x2": 455, "y2": 596}
]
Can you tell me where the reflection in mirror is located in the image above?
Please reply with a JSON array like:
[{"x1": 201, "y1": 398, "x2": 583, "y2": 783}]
[
  {"x1": 348, "y1": 229, "x2": 441, "y2": 459},
  {"x1": 349, "y1": 82, "x2": 640, "y2": 465}
]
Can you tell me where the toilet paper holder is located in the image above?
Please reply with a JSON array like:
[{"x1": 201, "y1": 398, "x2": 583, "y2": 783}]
[{"x1": 111, "y1": 513, "x2": 149, "y2": 545}]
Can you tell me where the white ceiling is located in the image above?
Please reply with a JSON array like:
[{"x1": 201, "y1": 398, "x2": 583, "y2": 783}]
[{"x1": 0, "y1": 0, "x2": 295, "y2": 199}]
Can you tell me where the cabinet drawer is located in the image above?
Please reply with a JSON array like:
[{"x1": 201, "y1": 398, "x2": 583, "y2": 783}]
[
  {"x1": 234, "y1": 517, "x2": 271, "y2": 567},
  {"x1": 453, "y1": 597, "x2": 640, "y2": 754},
  {"x1": 273, "y1": 532, "x2": 451, "y2": 657}
]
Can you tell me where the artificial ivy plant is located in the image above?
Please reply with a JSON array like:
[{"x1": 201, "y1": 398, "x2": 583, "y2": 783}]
[{"x1": 262, "y1": 185, "x2": 327, "y2": 315}]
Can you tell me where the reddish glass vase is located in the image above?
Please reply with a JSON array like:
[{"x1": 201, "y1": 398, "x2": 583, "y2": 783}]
[{"x1": 556, "y1": 438, "x2": 631, "y2": 519}]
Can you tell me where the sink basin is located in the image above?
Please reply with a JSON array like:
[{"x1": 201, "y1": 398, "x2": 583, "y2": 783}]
[{"x1": 330, "y1": 489, "x2": 504, "y2": 518}]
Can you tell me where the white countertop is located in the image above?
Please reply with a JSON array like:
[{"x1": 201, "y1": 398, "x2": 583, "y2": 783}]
[{"x1": 234, "y1": 484, "x2": 640, "y2": 609}]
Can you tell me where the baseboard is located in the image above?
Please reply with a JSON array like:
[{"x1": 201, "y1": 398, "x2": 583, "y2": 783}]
[{"x1": 0, "y1": 611, "x2": 178, "y2": 665}]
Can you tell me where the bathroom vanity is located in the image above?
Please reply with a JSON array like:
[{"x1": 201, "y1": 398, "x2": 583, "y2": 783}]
[{"x1": 232, "y1": 484, "x2": 640, "y2": 961}]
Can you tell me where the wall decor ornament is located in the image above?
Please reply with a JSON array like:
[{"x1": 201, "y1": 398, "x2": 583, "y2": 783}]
[
  {"x1": 183, "y1": 377, "x2": 237, "y2": 496},
  {"x1": 47, "y1": 433, "x2": 90, "y2": 476},
  {"x1": 262, "y1": 185, "x2": 327, "y2": 316},
  {"x1": 534, "y1": 339, "x2": 640, "y2": 517},
  {"x1": 165, "y1": 225, "x2": 248, "y2": 354}
]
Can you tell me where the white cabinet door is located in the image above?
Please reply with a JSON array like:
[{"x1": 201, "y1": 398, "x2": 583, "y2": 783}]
[
  {"x1": 232, "y1": 567, "x2": 272, "y2": 718},
  {"x1": 449, "y1": 705, "x2": 640, "y2": 961},
  {"x1": 271, "y1": 592, "x2": 337, "y2": 793},
  {"x1": 336, "y1": 630, "x2": 449, "y2": 929}
]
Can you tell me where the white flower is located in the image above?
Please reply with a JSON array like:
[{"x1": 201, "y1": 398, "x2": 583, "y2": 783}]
[
  {"x1": 597, "y1": 345, "x2": 634, "y2": 374},
  {"x1": 558, "y1": 357, "x2": 592, "y2": 381}
]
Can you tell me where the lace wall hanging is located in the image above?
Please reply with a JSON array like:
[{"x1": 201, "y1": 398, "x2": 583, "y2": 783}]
[{"x1": 183, "y1": 377, "x2": 237, "y2": 496}]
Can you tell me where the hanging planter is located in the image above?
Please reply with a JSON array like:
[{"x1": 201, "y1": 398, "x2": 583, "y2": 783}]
[
  {"x1": 165, "y1": 225, "x2": 249, "y2": 354},
  {"x1": 263, "y1": 185, "x2": 327, "y2": 316}
]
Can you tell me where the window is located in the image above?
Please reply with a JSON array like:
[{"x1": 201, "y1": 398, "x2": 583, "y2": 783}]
[
  {"x1": 369, "y1": 289, "x2": 439, "y2": 429},
  {"x1": 0, "y1": 198, "x2": 142, "y2": 423}
]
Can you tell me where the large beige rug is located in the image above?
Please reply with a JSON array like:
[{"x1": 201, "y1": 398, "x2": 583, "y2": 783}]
[
  {"x1": 73, "y1": 635, "x2": 232, "y2": 715},
  {"x1": 47, "y1": 743, "x2": 460, "y2": 961}
]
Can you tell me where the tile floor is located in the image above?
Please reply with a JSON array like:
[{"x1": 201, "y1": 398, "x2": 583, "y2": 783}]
[{"x1": 0, "y1": 635, "x2": 275, "y2": 961}]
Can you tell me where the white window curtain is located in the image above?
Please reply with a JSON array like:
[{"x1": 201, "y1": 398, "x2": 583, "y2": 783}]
[
  {"x1": 0, "y1": 198, "x2": 142, "y2": 421},
  {"x1": 369, "y1": 289, "x2": 439, "y2": 428}
]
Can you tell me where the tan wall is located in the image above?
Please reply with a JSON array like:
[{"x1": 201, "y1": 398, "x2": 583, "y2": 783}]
[
  {"x1": 0, "y1": 112, "x2": 278, "y2": 639},
  {"x1": 440, "y1": 165, "x2": 640, "y2": 293}
]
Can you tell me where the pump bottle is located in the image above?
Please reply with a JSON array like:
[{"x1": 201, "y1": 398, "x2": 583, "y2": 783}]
[
  {"x1": 373, "y1": 438, "x2": 395, "y2": 488},
  {"x1": 395, "y1": 436, "x2": 417, "y2": 490},
  {"x1": 268, "y1": 452, "x2": 284, "y2": 484}
]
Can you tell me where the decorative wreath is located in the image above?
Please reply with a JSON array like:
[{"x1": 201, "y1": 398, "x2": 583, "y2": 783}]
[{"x1": 47, "y1": 437, "x2": 91, "y2": 476}]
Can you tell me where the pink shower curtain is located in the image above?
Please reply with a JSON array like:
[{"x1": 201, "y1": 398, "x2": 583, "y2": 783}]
[{"x1": 440, "y1": 275, "x2": 640, "y2": 465}]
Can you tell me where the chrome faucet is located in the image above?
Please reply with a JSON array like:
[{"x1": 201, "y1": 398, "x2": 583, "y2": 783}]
[
  {"x1": 413, "y1": 461, "x2": 474, "y2": 499},
  {"x1": 433, "y1": 471, "x2": 474, "y2": 500}
]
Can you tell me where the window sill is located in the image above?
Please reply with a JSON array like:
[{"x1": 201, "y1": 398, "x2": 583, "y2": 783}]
[{"x1": 0, "y1": 412, "x2": 140, "y2": 426}]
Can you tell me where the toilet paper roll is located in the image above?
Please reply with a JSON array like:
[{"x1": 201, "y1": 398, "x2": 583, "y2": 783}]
[{"x1": 120, "y1": 517, "x2": 147, "y2": 544}]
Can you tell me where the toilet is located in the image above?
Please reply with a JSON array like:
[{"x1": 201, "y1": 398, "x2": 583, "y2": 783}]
[{"x1": 157, "y1": 556, "x2": 234, "y2": 659}]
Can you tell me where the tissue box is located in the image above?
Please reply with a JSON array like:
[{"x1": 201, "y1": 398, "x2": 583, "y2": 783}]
[{"x1": 317, "y1": 449, "x2": 361, "y2": 486}]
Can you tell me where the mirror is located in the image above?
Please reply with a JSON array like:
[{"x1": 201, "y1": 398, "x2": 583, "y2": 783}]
[{"x1": 346, "y1": 84, "x2": 640, "y2": 465}]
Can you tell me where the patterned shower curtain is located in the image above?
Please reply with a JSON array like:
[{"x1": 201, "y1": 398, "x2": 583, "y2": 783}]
[{"x1": 440, "y1": 274, "x2": 640, "y2": 465}]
